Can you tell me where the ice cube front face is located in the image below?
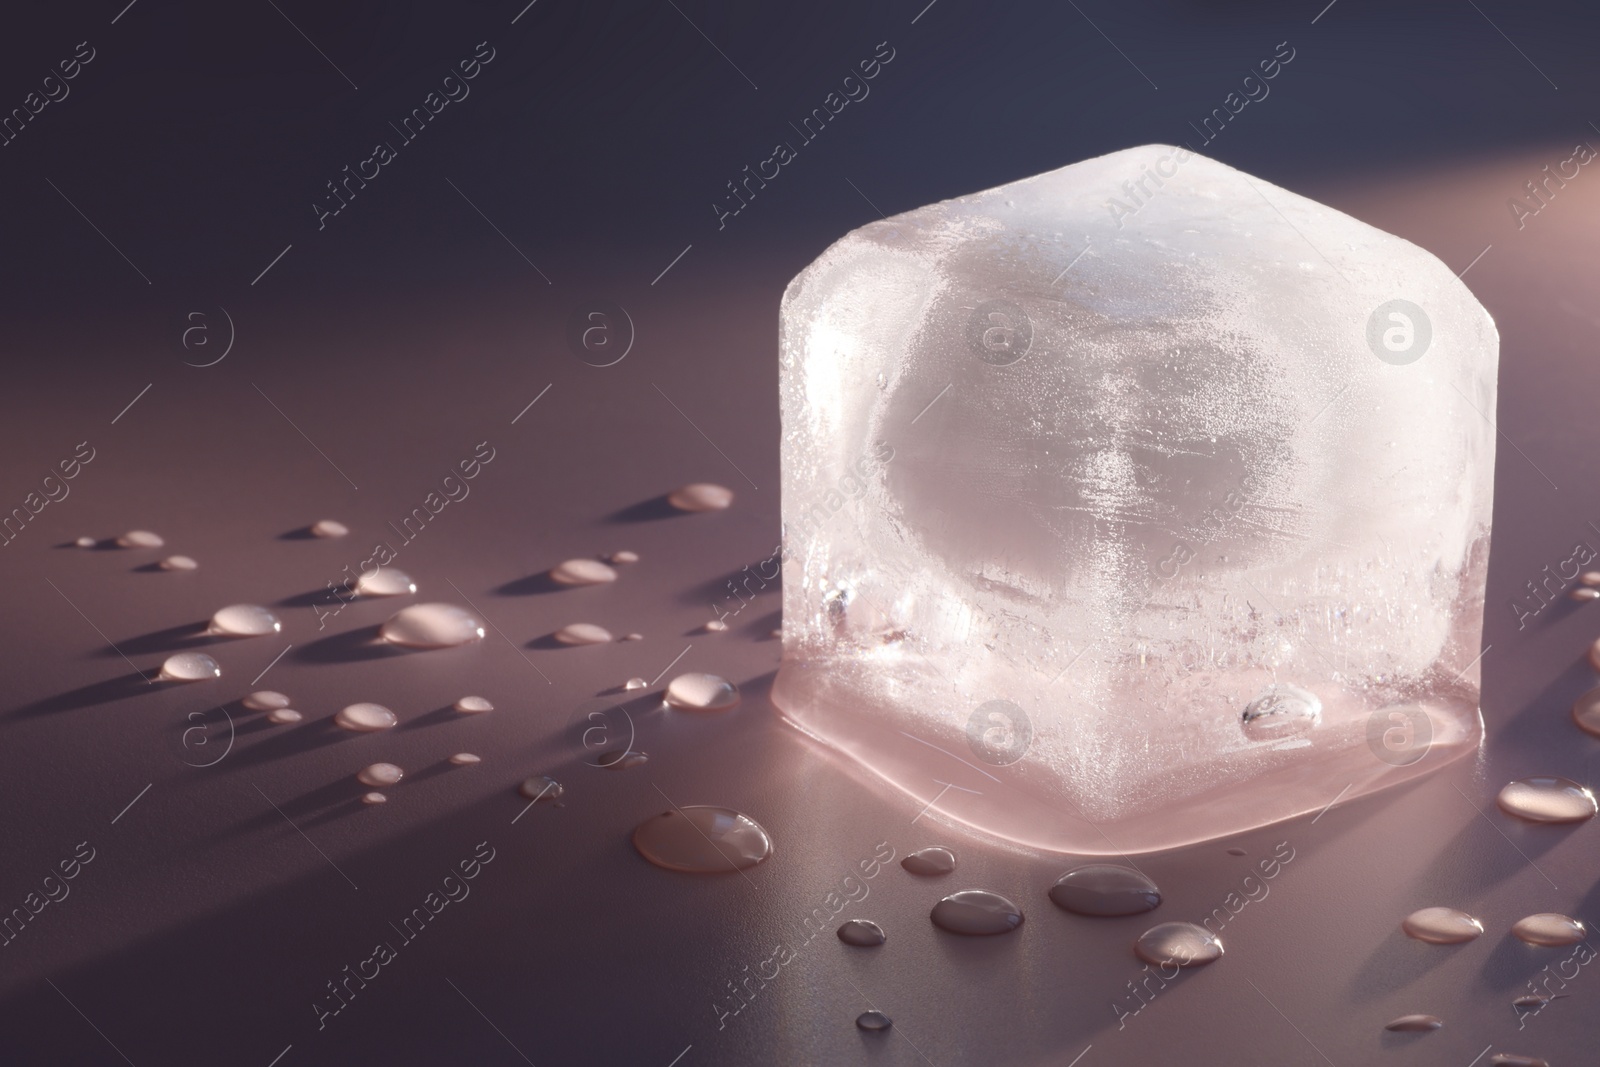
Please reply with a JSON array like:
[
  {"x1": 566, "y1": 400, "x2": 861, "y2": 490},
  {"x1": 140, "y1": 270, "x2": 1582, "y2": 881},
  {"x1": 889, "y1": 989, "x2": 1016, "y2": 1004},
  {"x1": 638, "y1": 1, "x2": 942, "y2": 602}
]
[{"x1": 773, "y1": 145, "x2": 1497, "y2": 855}]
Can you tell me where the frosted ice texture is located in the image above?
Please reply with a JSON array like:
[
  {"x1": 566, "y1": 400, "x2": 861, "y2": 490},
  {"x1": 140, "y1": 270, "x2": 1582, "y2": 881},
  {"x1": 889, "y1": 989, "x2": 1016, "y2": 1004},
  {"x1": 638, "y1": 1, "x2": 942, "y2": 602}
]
[{"x1": 772, "y1": 145, "x2": 1498, "y2": 854}]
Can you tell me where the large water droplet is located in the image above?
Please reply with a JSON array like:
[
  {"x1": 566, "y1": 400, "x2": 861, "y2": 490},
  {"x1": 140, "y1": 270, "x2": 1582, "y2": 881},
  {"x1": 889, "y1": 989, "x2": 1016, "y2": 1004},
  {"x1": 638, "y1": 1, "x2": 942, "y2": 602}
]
[
  {"x1": 357, "y1": 567, "x2": 416, "y2": 597},
  {"x1": 633, "y1": 806, "x2": 773, "y2": 872},
  {"x1": 159, "y1": 652, "x2": 220, "y2": 682},
  {"x1": 311, "y1": 519, "x2": 348, "y2": 538},
  {"x1": 549, "y1": 558, "x2": 616, "y2": 586},
  {"x1": 901, "y1": 847, "x2": 957, "y2": 876},
  {"x1": 1572, "y1": 687, "x2": 1600, "y2": 738},
  {"x1": 668, "y1": 483, "x2": 734, "y2": 512},
  {"x1": 117, "y1": 530, "x2": 163, "y2": 548},
  {"x1": 379, "y1": 603, "x2": 485, "y2": 649},
  {"x1": 663, "y1": 672, "x2": 739, "y2": 711},
  {"x1": 357, "y1": 763, "x2": 403, "y2": 787},
  {"x1": 855, "y1": 1010, "x2": 892, "y2": 1032},
  {"x1": 1134, "y1": 922, "x2": 1223, "y2": 966},
  {"x1": 242, "y1": 690, "x2": 290, "y2": 710},
  {"x1": 1240, "y1": 683, "x2": 1321, "y2": 743},
  {"x1": 1401, "y1": 907, "x2": 1483, "y2": 944},
  {"x1": 1384, "y1": 1014, "x2": 1442, "y2": 1032},
  {"x1": 160, "y1": 555, "x2": 198, "y2": 571},
  {"x1": 1049, "y1": 865, "x2": 1162, "y2": 917},
  {"x1": 930, "y1": 890, "x2": 1024, "y2": 936},
  {"x1": 837, "y1": 919, "x2": 887, "y2": 946},
  {"x1": 519, "y1": 776, "x2": 564, "y2": 802},
  {"x1": 454, "y1": 695, "x2": 493, "y2": 714},
  {"x1": 1511, "y1": 913, "x2": 1586, "y2": 947},
  {"x1": 555, "y1": 622, "x2": 613, "y2": 645},
  {"x1": 1496, "y1": 776, "x2": 1598, "y2": 823},
  {"x1": 208, "y1": 603, "x2": 281, "y2": 637},
  {"x1": 335, "y1": 703, "x2": 397, "y2": 732}
]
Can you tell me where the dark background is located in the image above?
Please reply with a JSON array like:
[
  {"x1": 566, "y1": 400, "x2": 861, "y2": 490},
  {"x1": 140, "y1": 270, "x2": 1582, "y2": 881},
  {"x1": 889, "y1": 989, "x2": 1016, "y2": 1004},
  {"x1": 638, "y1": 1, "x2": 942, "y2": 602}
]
[{"x1": 1, "y1": 1, "x2": 1598, "y2": 1065}]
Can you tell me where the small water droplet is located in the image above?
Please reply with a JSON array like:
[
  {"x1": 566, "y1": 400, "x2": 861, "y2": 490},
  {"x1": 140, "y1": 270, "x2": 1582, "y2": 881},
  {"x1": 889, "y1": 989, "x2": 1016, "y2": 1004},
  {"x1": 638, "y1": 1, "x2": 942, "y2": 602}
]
[
  {"x1": 1488, "y1": 1055, "x2": 1549, "y2": 1067},
  {"x1": 357, "y1": 763, "x2": 404, "y2": 787},
  {"x1": 1401, "y1": 907, "x2": 1483, "y2": 944},
  {"x1": 1568, "y1": 587, "x2": 1600, "y2": 602},
  {"x1": 555, "y1": 622, "x2": 613, "y2": 645},
  {"x1": 379, "y1": 603, "x2": 485, "y2": 649},
  {"x1": 597, "y1": 749, "x2": 649, "y2": 769},
  {"x1": 901, "y1": 847, "x2": 957, "y2": 876},
  {"x1": 357, "y1": 567, "x2": 417, "y2": 597},
  {"x1": 159, "y1": 555, "x2": 198, "y2": 571},
  {"x1": 1240, "y1": 683, "x2": 1321, "y2": 742},
  {"x1": 1582, "y1": 570, "x2": 1600, "y2": 588},
  {"x1": 311, "y1": 519, "x2": 349, "y2": 538},
  {"x1": 73, "y1": 536, "x2": 95, "y2": 548},
  {"x1": 549, "y1": 558, "x2": 616, "y2": 586},
  {"x1": 455, "y1": 695, "x2": 493, "y2": 714},
  {"x1": 1572, "y1": 687, "x2": 1600, "y2": 737},
  {"x1": 1225, "y1": 847, "x2": 1246, "y2": 856},
  {"x1": 703, "y1": 620, "x2": 729, "y2": 633},
  {"x1": 855, "y1": 1010, "x2": 892, "y2": 1032},
  {"x1": 667, "y1": 483, "x2": 734, "y2": 512},
  {"x1": 624, "y1": 677, "x2": 648, "y2": 690},
  {"x1": 621, "y1": 633, "x2": 644, "y2": 642},
  {"x1": 931, "y1": 890, "x2": 1024, "y2": 936},
  {"x1": 1496, "y1": 776, "x2": 1598, "y2": 823},
  {"x1": 1511, "y1": 913, "x2": 1586, "y2": 947},
  {"x1": 664, "y1": 672, "x2": 739, "y2": 711},
  {"x1": 207, "y1": 603, "x2": 281, "y2": 637},
  {"x1": 242, "y1": 690, "x2": 290, "y2": 711},
  {"x1": 361, "y1": 791, "x2": 387, "y2": 806},
  {"x1": 610, "y1": 550, "x2": 640, "y2": 565},
  {"x1": 335, "y1": 703, "x2": 397, "y2": 732},
  {"x1": 633, "y1": 805, "x2": 773, "y2": 871},
  {"x1": 1512, "y1": 993, "x2": 1561, "y2": 1008},
  {"x1": 117, "y1": 530, "x2": 163, "y2": 548},
  {"x1": 1049, "y1": 865, "x2": 1162, "y2": 917},
  {"x1": 1134, "y1": 921, "x2": 1223, "y2": 966},
  {"x1": 159, "y1": 652, "x2": 220, "y2": 682},
  {"x1": 519, "y1": 776, "x2": 564, "y2": 802},
  {"x1": 267, "y1": 708, "x2": 302, "y2": 724},
  {"x1": 450, "y1": 752, "x2": 480, "y2": 765},
  {"x1": 1384, "y1": 1014, "x2": 1442, "y2": 1032},
  {"x1": 837, "y1": 919, "x2": 887, "y2": 946}
]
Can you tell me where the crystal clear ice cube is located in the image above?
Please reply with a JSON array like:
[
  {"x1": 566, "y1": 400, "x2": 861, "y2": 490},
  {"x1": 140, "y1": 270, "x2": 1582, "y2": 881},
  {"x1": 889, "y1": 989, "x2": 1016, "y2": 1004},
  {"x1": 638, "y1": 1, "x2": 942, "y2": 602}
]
[{"x1": 772, "y1": 145, "x2": 1497, "y2": 854}]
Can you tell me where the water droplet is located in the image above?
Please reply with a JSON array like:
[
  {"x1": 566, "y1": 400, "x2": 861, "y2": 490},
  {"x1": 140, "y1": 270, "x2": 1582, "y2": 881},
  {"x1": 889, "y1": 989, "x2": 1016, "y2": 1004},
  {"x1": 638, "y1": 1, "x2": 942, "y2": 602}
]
[
  {"x1": 769, "y1": 628, "x2": 783, "y2": 639},
  {"x1": 379, "y1": 603, "x2": 485, "y2": 649},
  {"x1": 1511, "y1": 913, "x2": 1586, "y2": 947},
  {"x1": 357, "y1": 567, "x2": 417, "y2": 597},
  {"x1": 450, "y1": 752, "x2": 480, "y2": 766},
  {"x1": 1048, "y1": 865, "x2": 1162, "y2": 917},
  {"x1": 159, "y1": 555, "x2": 198, "y2": 571},
  {"x1": 1589, "y1": 636, "x2": 1600, "y2": 672},
  {"x1": 624, "y1": 677, "x2": 648, "y2": 690},
  {"x1": 1582, "y1": 570, "x2": 1600, "y2": 588},
  {"x1": 664, "y1": 672, "x2": 740, "y2": 711},
  {"x1": 555, "y1": 622, "x2": 613, "y2": 645},
  {"x1": 633, "y1": 806, "x2": 773, "y2": 872},
  {"x1": 73, "y1": 536, "x2": 95, "y2": 548},
  {"x1": 117, "y1": 530, "x2": 163, "y2": 548},
  {"x1": 1134, "y1": 921, "x2": 1223, "y2": 966},
  {"x1": 1240, "y1": 683, "x2": 1321, "y2": 742},
  {"x1": 207, "y1": 603, "x2": 281, "y2": 637},
  {"x1": 1488, "y1": 1056, "x2": 1549, "y2": 1067},
  {"x1": 703, "y1": 619, "x2": 729, "y2": 633},
  {"x1": 1384, "y1": 1014, "x2": 1442, "y2": 1032},
  {"x1": 1572, "y1": 687, "x2": 1600, "y2": 738},
  {"x1": 1569, "y1": 587, "x2": 1600, "y2": 602},
  {"x1": 668, "y1": 483, "x2": 734, "y2": 512},
  {"x1": 159, "y1": 652, "x2": 220, "y2": 682},
  {"x1": 597, "y1": 749, "x2": 649, "y2": 769},
  {"x1": 901, "y1": 847, "x2": 957, "y2": 876},
  {"x1": 610, "y1": 550, "x2": 640, "y2": 565},
  {"x1": 361, "y1": 791, "x2": 387, "y2": 806},
  {"x1": 1496, "y1": 776, "x2": 1598, "y2": 824},
  {"x1": 454, "y1": 695, "x2": 493, "y2": 714},
  {"x1": 837, "y1": 919, "x2": 887, "y2": 946},
  {"x1": 1401, "y1": 907, "x2": 1483, "y2": 944},
  {"x1": 267, "y1": 708, "x2": 302, "y2": 724},
  {"x1": 621, "y1": 633, "x2": 644, "y2": 642},
  {"x1": 519, "y1": 776, "x2": 564, "y2": 802},
  {"x1": 931, "y1": 890, "x2": 1024, "y2": 936},
  {"x1": 335, "y1": 703, "x2": 397, "y2": 732},
  {"x1": 311, "y1": 519, "x2": 349, "y2": 538},
  {"x1": 1225, "y1": 847, "x2": 1246, "y2": 856},
  {"x1": 357, "y1": 763, "x2": 404, "y2": 787},
  {"x1": 242, "y1": 690, "x2": 290, "y2": 711},
  {"x1": 855, "y1": 1010, "x2": 892, "y2": 1032},
  {"x1": 549, "y1": 558, "x2": 616, "y2": 586}
]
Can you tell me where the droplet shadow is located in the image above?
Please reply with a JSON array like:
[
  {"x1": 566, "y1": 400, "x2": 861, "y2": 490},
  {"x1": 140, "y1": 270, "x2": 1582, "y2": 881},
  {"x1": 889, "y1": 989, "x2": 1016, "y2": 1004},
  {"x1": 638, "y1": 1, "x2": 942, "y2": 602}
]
[
  {"x1": 97, "y1": 621, "x2": 215, "y2": 657},
  {"x1": 399, "y1": 705, "x2": 462, "y2": 731},
  {"x1": 605, "y1": 495, "x2": 684, "y2": 523},
  {"x1": 10, "y1": 671, "x2": 159, "y2": 716},
  {"x1": 295, "y1": 624, "x2": 405, "y2": 664},
  {"x1": 493, "y1": 573, "x2": 566, "y2": 596}
]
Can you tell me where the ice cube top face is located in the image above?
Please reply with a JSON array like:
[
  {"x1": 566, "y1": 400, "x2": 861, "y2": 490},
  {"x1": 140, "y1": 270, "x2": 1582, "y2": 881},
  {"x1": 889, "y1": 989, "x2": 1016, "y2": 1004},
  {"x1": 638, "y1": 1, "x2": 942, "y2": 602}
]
[{"x1": 773, "y1": 145, "x2": 1498, "y2": 855}]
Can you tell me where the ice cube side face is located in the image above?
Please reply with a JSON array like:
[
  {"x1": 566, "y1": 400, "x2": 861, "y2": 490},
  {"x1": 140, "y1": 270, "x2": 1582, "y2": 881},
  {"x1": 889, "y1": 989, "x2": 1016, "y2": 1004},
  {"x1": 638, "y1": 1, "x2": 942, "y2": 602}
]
[{"x1": 772, "y1": 145, "x2": 1497, "y2": 855}]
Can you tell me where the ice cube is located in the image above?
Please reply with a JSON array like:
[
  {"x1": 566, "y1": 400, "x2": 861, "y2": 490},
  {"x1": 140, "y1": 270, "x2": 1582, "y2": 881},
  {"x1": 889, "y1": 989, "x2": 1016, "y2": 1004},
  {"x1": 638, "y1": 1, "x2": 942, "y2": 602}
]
[{"x1": 772, "y1": 145, "x2": 1497, "y2": 854}]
